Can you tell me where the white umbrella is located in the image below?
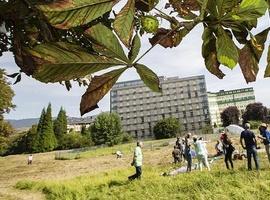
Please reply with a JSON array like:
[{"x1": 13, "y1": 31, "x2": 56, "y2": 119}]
[{"x1": 225, "y1": 124, "x2": 244, "y2": 135}]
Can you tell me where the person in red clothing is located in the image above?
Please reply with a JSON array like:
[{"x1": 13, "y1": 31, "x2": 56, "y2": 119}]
[{"x1": 221, "y1": 133, "x2": 235, "y2": 170}]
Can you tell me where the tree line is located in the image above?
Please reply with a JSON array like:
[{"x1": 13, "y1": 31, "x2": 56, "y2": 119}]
[
  {"x1": 2, "y1": 107, "x2": 134, "y2": 155},
  {"x1": 221, "y1": 102, "x2": 270, "y2": 127}
]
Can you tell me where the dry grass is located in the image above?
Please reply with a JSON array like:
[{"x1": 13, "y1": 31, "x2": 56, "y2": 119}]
[
  {"x1": 0, "y1": 139, "x2": 175, "y2": 200},
  {"x1": 1, "y1": 134, "x2": 269, "y2": 200}
]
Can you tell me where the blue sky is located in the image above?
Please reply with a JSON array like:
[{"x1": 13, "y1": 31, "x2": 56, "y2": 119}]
[{"x1": 1, "y1": 12, "x2": 270, "y2": 119}]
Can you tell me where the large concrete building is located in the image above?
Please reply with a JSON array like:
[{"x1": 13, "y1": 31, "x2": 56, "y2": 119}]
[
  {"x1": 207, "y1": 88, "x2": 255, "y2": 126},
  {"x1": 110, "y1": 75, "x2": 210, "y2": 138}
]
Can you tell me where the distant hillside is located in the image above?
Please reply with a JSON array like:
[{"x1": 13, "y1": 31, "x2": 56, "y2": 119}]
[
  {"x1": 7, "y1": 116, "x2": 97, "y2": 129},
  {"x1": 7, "y1": 118, "x2": 39, "y2": 129}
]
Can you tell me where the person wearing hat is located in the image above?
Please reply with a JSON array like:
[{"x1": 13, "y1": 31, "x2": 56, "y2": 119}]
[
  {"x1": 257, "y1": 123, "x2": 270, "y2": 163},
  {"x1": 240, "y1": 123, "x2": 259, "y2": 170}
]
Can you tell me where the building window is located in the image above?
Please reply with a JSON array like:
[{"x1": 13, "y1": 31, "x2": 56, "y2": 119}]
[
  {"x1": 142, "y1": 130, "x2": 145, "y2": 138},
  {"x1": 184, "y1": 124, "x2": 188, "y2": 131}
]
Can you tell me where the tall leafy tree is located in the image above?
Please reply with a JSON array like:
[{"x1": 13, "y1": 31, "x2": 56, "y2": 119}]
[
  {"x1": 0, "y1": 69, "x2": 15, "y2": 137},
  {"x1": 0, "y1": 69, "x2": 15, "y2": 118},
  {"x1": 1, "y1": 0, "x2": 270, "y2": 116},
  {"x1": 40, "y1": 103, "x2": 57, "y2": 151},
  {"x1": 153, "y1": 117, "x2": 181, "y2": 139},
  {"x1": 10, "y1": 125, "x2": 38, "y2": 154},
  {"x1": 32, "y1": 108, "x2": 45, "y2": 152},
  {"x1": 242, "y1": 102, "x2": 268, "y2": 123},
  {"x1": 54, "y1": 107, "x2": 67, "y2": 145},
  {"x1": 90, "y1": 112, "x2": 123, "y2": 146},
  {"x1": 221, "y1": 106, "x2": 240, "y2": 127},
  {"x1": 35, "y1": 104, "x2": 57, "y2": 152}
]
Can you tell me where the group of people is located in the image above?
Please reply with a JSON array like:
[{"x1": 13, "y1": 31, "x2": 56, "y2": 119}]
[
  {"x1": 169, "y1": 122, "x2": 270, "y2": 174},
  {"x1": 25, "y1": 123, "x2": 270, "y2": 180},
  {"x1": 240, "y1": 122, "x2": 270, "y2": 170},
  {"x1": 172, "y1": 133, "x2": 211, "y2": 172}
]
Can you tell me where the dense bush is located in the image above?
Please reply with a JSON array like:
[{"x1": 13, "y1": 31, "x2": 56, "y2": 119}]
[
  {"x1": 91, "y1": 112, "x2": 124, "y2": 146},
  {"x1": 249, "y1": 120, "x2": 262, "y2": 130},
  {"x1": 121, "y1": 133, "x2": 133, "y2": 143},
  {"x1": 60, "y1": 133, "x2": 92, "y2": 150},
  {"x1": 242, "y1": 103, "x2": 268, "y2": 124},
  {"x1": 153, "y1": 117, "x2": 181, "y2": 139},
  {"x1": 221, "y1": 106, "x2": 240, "y2": 127}
]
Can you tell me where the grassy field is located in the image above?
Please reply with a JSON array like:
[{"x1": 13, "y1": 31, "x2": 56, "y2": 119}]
[{"x1": 1, "y1": 136, "x2": 270, "y2": 200}]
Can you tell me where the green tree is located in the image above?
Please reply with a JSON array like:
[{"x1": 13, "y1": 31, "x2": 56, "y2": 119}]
[
  {"x1": 54, "y1": 107, "x2": 67, "y2": 147},
  {"x1": 0, "y1": 69, "x2": 15, "y2": 119},
  {"x1": 90, "y1": 112, "x2": 123, "y2": 146},
  {"x1": 61, "y1": 132, "x2": 92, "y2": 150},
  {"x1": 221, "y1": 106, "x2": 240, "y2": 127},
  {"x1": 9, "y1": 125, "x2": 38, "y2": 154},
  {"x1": 32, "y1": 108, "x2": 45, "y2": 152},
  {"x1": 35, "y1": 104, "x2": 57, "y2": 152},
  {"x1": 40, "y1": 103, "x2": 57, "y2": 151},
  {"x1": 1, "y1": 1, "x2": 270, "y2": 116},
  {"x1": 242, "y1": 102, "x2": 268, "y2": 124},
  {"x1": 0, "y1": 69, "x2": 15, "y2": 137},
  {"x1": 153, "y1": 117, "x2": 181, "y2": 139},
  {"x1": 80, "y1": 125, "x2": 88, "y2": 136},
  {"x1": 0, "y1": 120, "x2": 13, "y2": 138}
]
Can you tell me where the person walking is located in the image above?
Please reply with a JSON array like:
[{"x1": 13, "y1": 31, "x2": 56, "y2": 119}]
[
  {"x1": 240, "y1": 123, "x2": 259, "y2": 170},
  {"x1": 128, "y1": 141, "x2": 143, "y2": 180},
  {"x1": 257, "y1": 123, "x2": 270, "y2": 163},
  {"x1": 193, "y1": 136, "x2": 211, "y2": 171},
  {"x1": 221, "y1": 133, "x2": 235, "y2": 170},
  {"x1": 184, "y1": 133, "x2": 192, "y2": 172}
]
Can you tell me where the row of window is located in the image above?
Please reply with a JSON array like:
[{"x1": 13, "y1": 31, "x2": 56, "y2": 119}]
[
  {"x1": 121, "y1": 114, "x2": 210, "y2": 127},
  {"x1": 111, "y1": 80, "x2": 206, "y2": 97},
  {"x1": 125, "y1": 121, "x2": 207, "y2": 136}
]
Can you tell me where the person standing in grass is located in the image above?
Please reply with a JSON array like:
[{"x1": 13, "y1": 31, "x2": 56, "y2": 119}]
[
  {"x1": 257, "y1": 123, "x2": 270, "y2": 163},
  {"x1": 128, "y1": 141, "x2": 143, "y2": 180},
  {"x1": 221, "y1": 133, "x2": 235, "y2": 170},
  {"x1": 184, "y1": 133, "x2": 192, "y2": 172},
  {"x1": 193, "y1": 136, "x2": 211, "y2": 171},
  {"x1": 172, "y1": 145, "x2": 181, "y2": 164},
  {"x1": 27, "y1": 154, "x2": 33, "y2": 165},
  {"x1": 175, "y1": 136, "x2": 183, "y2": 162},
  {"x1": 240, "y1": 123, "x2": 259, "y2": 170}
]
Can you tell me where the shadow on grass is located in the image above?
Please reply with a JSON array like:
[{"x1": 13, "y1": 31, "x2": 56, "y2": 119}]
[{"x1": 108, "y1": 180, "x2": 130, "y2": 188}]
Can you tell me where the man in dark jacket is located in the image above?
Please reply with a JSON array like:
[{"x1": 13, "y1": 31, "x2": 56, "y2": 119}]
[{"x1": 240, "y1": 123, "x2": 259, "y2": 170}]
